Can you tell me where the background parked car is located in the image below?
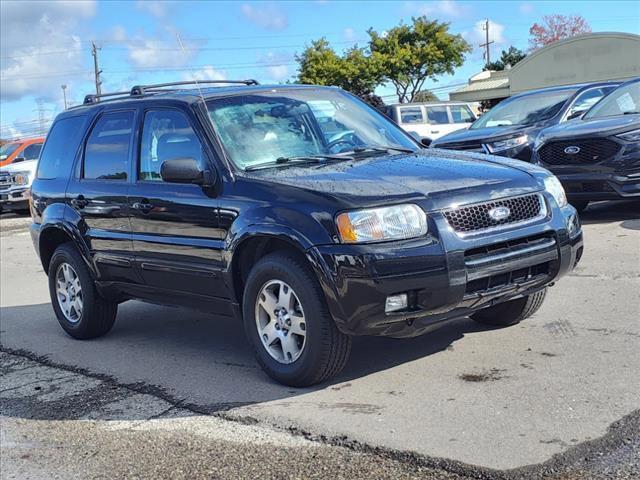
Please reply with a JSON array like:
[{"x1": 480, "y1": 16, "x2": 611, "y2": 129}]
[
  {"x1": 0, "y1": 137, "x2": 44, "y2": 168},
  {"x1": 0, "y1": 155, "x2": 39, "y2": 214},
  {"x1": 430, "y1": 82, "x2": 619, "y2": 161},
  {"x1": 532, "y1": 78, "x2": 640, "y2": 212},
  {"x1": 383, "y1": 102, "x2": 476, "y2": 144}
]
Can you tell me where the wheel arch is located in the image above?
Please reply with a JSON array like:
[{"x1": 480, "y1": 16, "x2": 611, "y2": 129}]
[{"x1": 39, "y1": 222, "x2": 95, "y2": 277}]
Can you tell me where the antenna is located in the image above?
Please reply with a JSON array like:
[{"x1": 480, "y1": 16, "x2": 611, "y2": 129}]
[{"x1": 175, "y1": 33, "x2": 237, "y2": 180}]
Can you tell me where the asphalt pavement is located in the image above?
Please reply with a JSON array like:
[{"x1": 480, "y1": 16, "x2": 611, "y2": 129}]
[{"x1": 1, "y1": 200, "x2": 639, "y2": 479}]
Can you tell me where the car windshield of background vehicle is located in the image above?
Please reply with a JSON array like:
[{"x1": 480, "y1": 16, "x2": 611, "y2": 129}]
[
  {"x1": 449, "y1": 105, "x2": 476, "y2": 123},
  {"x1": 207, "y1": 89, "x2": 418, "y2": 170},
  {"x1": 584, "y1": 81, "x2": 640, "y2": 119},
  {"x1": 0, "y1": 142, "x2": 20, "y2": 160},
  {"x1": 471, "y1": 90, "x2": 576, "y2": 129}
]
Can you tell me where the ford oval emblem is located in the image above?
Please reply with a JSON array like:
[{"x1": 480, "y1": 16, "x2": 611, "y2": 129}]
[
  {"x1": 564, "y1": 146, "x2": 581, "y2": 155},
  {"x1": 488, "y1": 206, "x2": 511, "y2": 221}
]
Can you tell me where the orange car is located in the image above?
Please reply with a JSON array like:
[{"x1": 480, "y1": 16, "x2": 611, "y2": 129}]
[{"x1": 0, "y1": 137, "x2": 45, "y2": 168}]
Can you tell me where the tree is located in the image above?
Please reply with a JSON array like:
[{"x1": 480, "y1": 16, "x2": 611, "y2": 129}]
[
  {"x1": 368, "y1": 17, "x2": 471, "y2": 103},
  {"x1": 529, "y1": 14, "x2": 591, "y2": 51},
  {"x1": 296, "y1": 39, "x2": 385, "y2": 107},
  {"x1": 413, "y1": 89, "x2": 439, "y2": 102},
  {"x1": 484, "y1": 46, "x2": 527, "y2": 71}
]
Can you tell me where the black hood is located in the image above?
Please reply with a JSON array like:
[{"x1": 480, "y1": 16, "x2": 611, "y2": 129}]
[
  {"x1": 245, "y1": 150, "x2": 544, "y2": 211},
  {"x1": 538, "y1": 115, "x2": 640, "y2": 143}
]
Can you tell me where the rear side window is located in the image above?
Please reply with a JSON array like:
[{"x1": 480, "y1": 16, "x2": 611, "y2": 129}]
[
  {"x1": 36, "y1": 116, "x2": 87, "y2": 180},
  {"x1": 449, "y1": 105, "x2": 475, "y2": 123},
  {"x1": 84, "y1": 111, "x2": 134, "y2": 180},
  {"x1": 426, "y1": 106, "x2": 449, "y2": 125},
  {"x1": 22, "y1": 143, "x2": 43, "y2": 160},
  {"x1": 399, "y1": 107, "x2": 424, "y2": 124}
]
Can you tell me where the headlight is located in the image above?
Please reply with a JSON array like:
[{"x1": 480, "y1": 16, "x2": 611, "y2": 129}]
[
  {"x1": 616, "y1": 129, "x2": 640, "y2": 142},
  {"x1": 336, "y1": 204, "x2": 427, "y2": 243},
  {"x1": 485, "y1": 134, "x2": 529, "y2": 153},
  {"x1": 13, "y1": 173, "x2": 29, "y2": 185},
  {"x1": 544, "y1": 175, "x2": 567, "y2": 208}
]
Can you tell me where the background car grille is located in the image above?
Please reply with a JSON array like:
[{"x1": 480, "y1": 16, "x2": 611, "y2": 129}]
[
  {"x1": 538, "y1": 139, "x2": 620, "y2": 165},
  {"x1": 0, "y1": 172, "x2": 11, "y2": 193},
  {"x1": 438, "y1": 142, "x2": 485, "y2": 153},
  {"x1": 443, "y1": 194, "x2": 543, "y2": 233}
]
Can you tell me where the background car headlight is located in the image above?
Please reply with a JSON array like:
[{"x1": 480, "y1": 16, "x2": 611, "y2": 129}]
[
  {"x1": 616, "y1": 129, "x2": 640, "y2": 142},
  {"x1": 544, "y1": 175, "x2": 567, "y2": 208},
  {"x1": 336, "y1": 204, "x2": 427, "y2": 243},
  {"x1": 485, "y1": 134, "x2": 529, "y2": 153},
  {"x1": 13, "y1": 173, "x2": 29, "y2": 185}
]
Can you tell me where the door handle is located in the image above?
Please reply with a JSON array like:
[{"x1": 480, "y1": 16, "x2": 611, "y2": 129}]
[
  {"x1": 70, "y1": 195, "x2": 88, "y2": 208},
  {"x1": 132, "y1": 201, "x2": 154, "y2": 212}
]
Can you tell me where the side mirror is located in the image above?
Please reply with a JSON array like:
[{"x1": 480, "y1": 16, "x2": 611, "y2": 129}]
[
  {"x1": 13, "y1": 157, "x2": 26, "y2": 163},
  {"x1": 160, "y1": 158, "x2": 215, "y2": 185}
]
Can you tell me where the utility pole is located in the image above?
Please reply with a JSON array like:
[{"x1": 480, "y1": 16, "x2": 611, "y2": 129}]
[
  {"x1": 35, "y1": 99, "x2": 45, "y2": 135},
  {"x1": 91, "y1": 41, "x2": 102, "y2": 96},
  {"x1": 480, "y1": 19, "x2": 494, "y2": 65},
  {"x1": 61, "y1": 84, "x2": 68, "y2": 110}
]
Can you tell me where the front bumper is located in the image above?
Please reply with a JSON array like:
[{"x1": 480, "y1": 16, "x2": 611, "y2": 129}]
[
  {"x1": 0, "y1": 186, "x2": 29, "y2": 210},
  {"x1": 310, "y1": 195, "x2": 583, "y2": 338},
  {"x1": 557, "y1": 171, "x2": 640, "y2": 200}
]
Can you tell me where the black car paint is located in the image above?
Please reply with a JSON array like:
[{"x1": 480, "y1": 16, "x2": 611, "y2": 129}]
[
  {"x1": 533, "y1": 114, "x2": 640, "y2": 200},
  {"x1": 431, "y1": 82, "x2": 620, "y2": 161},
  {"x1": 30, "y1": 85, "x2": 583, "y2": 338}
]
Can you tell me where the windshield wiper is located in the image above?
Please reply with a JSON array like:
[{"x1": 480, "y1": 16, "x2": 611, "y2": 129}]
[
  {"x1": 244, "y1": 154, "x2": 351, "y2": 171},
  {"x1": 351, "y1": 146, "x2": 415, "y2": 155},
  {"x1": 623, "y1": 111, "x2": 640, "y2": 115}
]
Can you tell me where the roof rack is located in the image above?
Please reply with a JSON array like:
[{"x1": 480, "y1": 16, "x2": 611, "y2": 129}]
[
  {"x1": 130, "y1": 79, "x2": 259, "y2": 96},
  {"x1": 82, "y1": 79, "x2": 259, "y2": 105},
  {"x1": 83, "y1": 90, "x2": 131, "y2": 105}
]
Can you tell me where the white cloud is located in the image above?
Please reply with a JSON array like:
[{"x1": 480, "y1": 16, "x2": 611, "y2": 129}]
[
  {"x1": 136, "y1": 0, "x2": 168, "y2": 18},
  {"x1": 343, "y1": 27, "x2": 358, "y2": 42},
  {"x1": 110, "y1": 25, "x2": 128, "y2": 43},
  {"x1": 519, "y1": 3, "x2": 534, "y2": 14},
  {"x1": 182, "y1": 66, "x2": 226, "y2": 82},
  {"x1": 257, "y1": 51, "x2": 292, "y2": 82},
  {"x1": 403, "y1": 0, "x2": 469, "y2": 18},
  {"x1": 463, "y1": 19, "x2": 507, "y2": 61},
  {"x1": 240, "y1": 3, "x2": 288, "y2": 31},
  {"x1": 0, "y1": 1, "x2": 97, "y2": 102}
]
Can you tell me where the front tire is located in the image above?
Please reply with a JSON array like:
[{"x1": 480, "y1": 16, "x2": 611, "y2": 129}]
[
  {"x1": 48, "y1": 243, "x2": 118, "y2": 339},
  {"x1": 242, "y1": 251, "x2": 351, "y2": 387},
  {"x1": 471, "y1": 288, "x2": 547, "y2": 326}
]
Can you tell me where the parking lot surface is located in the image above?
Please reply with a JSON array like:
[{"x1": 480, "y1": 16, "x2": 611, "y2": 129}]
[{"x1": 1, "y1": 201, "x2": 639, "y2": 479}]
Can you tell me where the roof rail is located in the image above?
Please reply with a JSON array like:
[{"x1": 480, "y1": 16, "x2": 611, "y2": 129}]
[
  {"x1": 83, "y1": 90, "x2": 131, "y2": 105},
  {"x1": 130, "y1": 79, "x2": 259, "y2": 96}
]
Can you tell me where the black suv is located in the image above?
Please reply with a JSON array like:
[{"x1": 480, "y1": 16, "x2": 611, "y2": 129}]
[
  {"x1": 431, "y1": 82, "x2": 619, "y2": 161},
  {"x1": 533, "y1": 78, "x2": 640, "y2": 212},
  {"x1": 30, "y1": 81, "x2": 583, "y2": 386}
]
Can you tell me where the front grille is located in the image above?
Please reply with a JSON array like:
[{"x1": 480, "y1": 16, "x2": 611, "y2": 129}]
[
  {"x1": 538, "y1": 139, "x2": 620, "y2": 165},
  {"x1": 0, "y1": 173, "x2": 11, "y2": 192},
  {"x1": 565, "y1": 181, "x2": 615, "y2": 193},
  {"x1": 439, "y1": 142, "x2": 485, "y2": 153},
  {"x1": 443, "y1": 194, "x2": 544, "y2": 234}
]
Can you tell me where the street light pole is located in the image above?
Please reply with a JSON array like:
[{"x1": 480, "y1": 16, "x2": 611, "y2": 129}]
[{"x1": 61, "y1": 84, "x2": 68, "y2": 110}]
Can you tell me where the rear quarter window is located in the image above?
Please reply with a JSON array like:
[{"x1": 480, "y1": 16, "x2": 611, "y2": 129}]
[{"x1": 36, "y1": 115, "x2": 88, "y2": 180}]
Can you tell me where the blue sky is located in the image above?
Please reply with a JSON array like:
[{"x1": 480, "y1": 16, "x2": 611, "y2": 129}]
[{"x1": 1, "y1": 0, "x2": 639, "y2": 139}]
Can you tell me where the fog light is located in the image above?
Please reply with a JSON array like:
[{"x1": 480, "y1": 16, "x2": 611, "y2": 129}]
[
  {"x1": 567, "y1": 213, "x2": 580, "y2": 237},
  {"x1": 385, "y1": 293, "x2": 408, "y2": 313}
]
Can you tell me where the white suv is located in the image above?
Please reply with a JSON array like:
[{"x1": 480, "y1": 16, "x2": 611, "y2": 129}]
[{"x1": 383, "y1": 102, "x2": 476, "y2": 144}]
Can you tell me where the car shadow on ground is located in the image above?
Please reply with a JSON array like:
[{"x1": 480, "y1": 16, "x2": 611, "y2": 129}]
[
  {"x1": 577, "y1": 199, "x2": 640, "y2": 227},
  {"x1": 0, "y1": 300, "x2": 493, "y2": 422}
]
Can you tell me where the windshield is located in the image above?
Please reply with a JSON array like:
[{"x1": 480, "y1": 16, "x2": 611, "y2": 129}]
[
  {"x1": 471, "y1": 90, "x2": 576, "y2": 129},
  {"x1": 206, "y1": 89, "x2": 417, "y2": 170},
  {"x1": 584, "y1": 81, "x2": 640, "y2": 119},
  {"x1": 0, "y1": 142, "x2": 20, "y2": 160}
]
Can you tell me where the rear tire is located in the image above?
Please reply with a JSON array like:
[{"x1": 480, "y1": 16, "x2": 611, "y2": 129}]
[
  {"x1": 471, "y1": 288, "x2": 547, "y2": 327},
  {"x1": 570, "y1": 199, "x2": 589, "y2": 213},
  {"x1": 48, "y1": 243, "x2": 118, "y2": 339},
  {"x1": 242, "y1": 251, "x2": 351, "y2": 387}
]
